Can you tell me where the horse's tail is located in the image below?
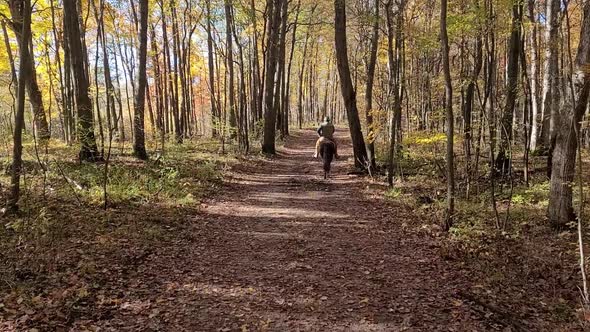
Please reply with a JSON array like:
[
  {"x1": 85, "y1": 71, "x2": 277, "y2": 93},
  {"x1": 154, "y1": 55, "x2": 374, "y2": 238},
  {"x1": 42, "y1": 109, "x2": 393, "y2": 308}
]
[{"x1": 321, "y1": 142, "x2": 334, "y2": 173}]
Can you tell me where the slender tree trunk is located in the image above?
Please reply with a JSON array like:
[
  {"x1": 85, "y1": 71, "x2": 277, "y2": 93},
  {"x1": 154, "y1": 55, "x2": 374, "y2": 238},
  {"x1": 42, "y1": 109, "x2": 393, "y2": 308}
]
[
  {"x1": 206, "y1": 0, "x2": 218, "y2": 138},
  {"x1": 5, "y1": 0, "x2": 32, "y2": 213},
  {"x1": 8, "y1": 0, "x2": 50, "y2": 141},
  {"x1": 464, "y1": 36, "x2": 483, "y2": 194},
  {"x1": 93, "y1": 0, "x2": 119, "y2": 138},
  {"x1": 275, "y1": 0, "x2": 288, "y2": 138},
  {"x1": 93, "y1": 23, "x2": 105, "y2": 154},
  {"x1": 297, "y1": 9, "x2": 313, "y2": 129},
  {"x1": 133, "y1": 0, "x2": 148, "y2": 159},
  {"x1": 50, "y1": 0, "x2": 71, "y2": 143},
  {"x1": 225, "y1": 0, "x2": 237, "y2": 140},
  {"x1": 232, "y1": 13, "x2": 249, "y2": 152},
  {"x1": 261, "y1": 0, "x2": 283, "y2": 154},
  {"x1": 283, "y1": 0, "x2": 301, "y2": 137},
  {"x1": 441, "y1": 0, "x2": 455, "y2": 229},
  {"x1": 386, "y1": 0, "x2": 399, "y2": 186},
  {"x1": 528, "y1": 0, "x2": 541, "y2": 151},
  {"x1": 539, "y1": 0, "x2": 561, "y2": 157},
  {"x1": 495, "y1": 2, "x2": 522, "y2": 173},
  {"x1": 112, "y1": 37, "x2": 127, "y2": 141},
  {"x1": 334, "y1": 0, "x2": 368, "y2": 169},
  {"x1": 64, "y1": 0, "x2": 100, "y2": 161},
  {"x1": 2, "y1": 20, "x2": 17, "y2": 128},
  {"x1": 170, "y1": 3, "x2": 182, "y2": 142},
  {"x1": 365, "y1": 0, "x2": 379, "y2": 172},
  {"x1": 250, "y1": 0, "x2": 263, "y2": 122}
]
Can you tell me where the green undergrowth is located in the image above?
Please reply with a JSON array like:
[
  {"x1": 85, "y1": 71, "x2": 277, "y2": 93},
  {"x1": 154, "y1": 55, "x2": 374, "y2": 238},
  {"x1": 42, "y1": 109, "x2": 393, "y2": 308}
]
[
  {"x1": 378, "y1": 130, "x2": 585, "y2": 327},
  {"x1": 0, "y1": 137, "x2": 234, "y2": 209},
  {"x1": 0, "y1": 136, "x2": 238, "y2": 252}
]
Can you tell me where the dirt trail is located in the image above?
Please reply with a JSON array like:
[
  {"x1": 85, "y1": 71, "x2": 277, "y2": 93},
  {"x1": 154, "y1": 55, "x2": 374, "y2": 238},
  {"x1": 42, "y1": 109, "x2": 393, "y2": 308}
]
[{"x1": 91, "y1": 130, "x2": 488, "y2": 331}]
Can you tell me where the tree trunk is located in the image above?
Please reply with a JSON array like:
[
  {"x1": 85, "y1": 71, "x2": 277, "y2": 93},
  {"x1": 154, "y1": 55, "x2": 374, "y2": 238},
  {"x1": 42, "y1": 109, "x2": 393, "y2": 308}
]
[
  {"x1": 261, "y1": 0, "x2": 283, "y2": 154},
  {"x1": 64, "y1": 0, "x2": 100, "y2": 161},
  {"x1": 365, "y1": 0, "x2": 379, "y2": 172},
  {"x1": 464, "y1": 36, "x2": 483, "y2": 186},
  {"x1": 170, "y1": 3, "x2": 182, "y2": 142},
  {"x1": 250, "y1": 0, "x2": 262, "y2": 122},
  {"x1": 539, "y1": 0, "x2": 560, "y2": 157},
  {"x1": 495, "y1": 2, "x2": 522, "y2": 173},
  {"x1": 297, "y1": 8, "x2": 314, "y2": 129},
  {"x1": 528, "y1": 0, "x2": 541, "y2": 151},
  {"x1": 275, "y1": 0, "x2": 288, "y2": 138},
  {"x1": 386, "y1": 0, "x2": 404, "y2": 186},
  {"x1": 232, "y1": 10, "x2": 249, "y2": 152},
  {"x1": 206, "y1": 0, "x2": 218, "y2": 138},
  {"x1": 8, "y1": 0, "x2": 50, "y2": 141},
  {"x1": 334, "y1": 0, "x2": 368, "y2": 169},
  {"x1": 283, "y1": 0, "x2": 301, "y2": 137},
  {"x1": 225, "y1": 0, "x2": 237, "y2": 139},
  {"x1": 133, "y1": 0, "x2": 148, "y2": 159},
  {"x1": 92, "y1": 0, "x2": 119, "y2": 138},
  {"x1": 6, "y1": 0, "x2": 32, "y2": 213},
  {"x1": 441, "y1": 0, "x2": 455, "y2": 229},
  {"x1": 548, "y1": 0, "x2": 590, "y2": 228}
]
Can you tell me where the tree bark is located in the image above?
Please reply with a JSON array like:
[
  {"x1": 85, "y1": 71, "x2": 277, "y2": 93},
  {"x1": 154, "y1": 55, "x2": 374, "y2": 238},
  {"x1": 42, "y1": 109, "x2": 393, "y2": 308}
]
[
  {"x1": 170, "y1": 3, "x2": 182, "y2": 142},
  {"x1": 206, "y1": 0, "x2": 218, "y2": 138},
  {"x1": 334, "y1": 0, "x2": 368, "y2": 169},
  {"x1": 64, "y1": 0, "x2": 100, "y2": 161},
  {"x1": 539, "y1": 0, "x2": 561, "y2": 157},
  {"x1": 2, "y1": 20, "x2": 17, "y2": 103},
  {"x1": 225, "y1": 0, "x2": 237, "y2": 139},
  {"x1": 275, "y1": 0, "x2": 288, "y2": 138},
  {"x1": 133, "y1": 0, "x2": 148, "y2": 159},
  {"x1": 6, "y1": 0, "x2": 32, "y2": 213},
  {"x1": 464, "y1": 36, "x2": 482, "y2": 186},
  {"x1": 8, "y1": 0, "x2": 50, "y2": 141},
  {"x1": 495, "y1": 2, "x2": 522, "y2": 173},
  {"x1": 528, "y1": 0, "x2": 541, "y2": 151},
  {"x1": 297, "y1": 6, "x2": 314, "y2": 129},
  {"x1": 261, "y1": 0, "x2": 283, "y2": 154},
  {"x1": 92, "y1": 0, "x2": 119, "y2": 138},
  {"x1": 386, "y1": 0, "x2": 403, "y2": 186},
  {"x1": 250, "y1": 0, "x2": 262, "y2": 122},
  {"x1": 232, "y1": 9, "x2": 249, "y2": 152},
  {"x1": 548, "y1": 0, "x2": 590, "y2": 228},
  {"x1": 283, "y1": 0, "x2": 301, "y2": 137},
  {"x1": 441, "y1": 0, "x2": 455, "y2": 229},
  {"x1": 365, "y1": 0, "x2": 379, "y2": 172}
]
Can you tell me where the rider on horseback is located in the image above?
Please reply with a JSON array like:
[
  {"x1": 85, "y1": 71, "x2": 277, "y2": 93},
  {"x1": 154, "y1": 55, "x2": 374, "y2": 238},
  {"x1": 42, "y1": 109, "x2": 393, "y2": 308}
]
[{"x1": 313, "y1": 116, "x2": 338, "y2": 159}]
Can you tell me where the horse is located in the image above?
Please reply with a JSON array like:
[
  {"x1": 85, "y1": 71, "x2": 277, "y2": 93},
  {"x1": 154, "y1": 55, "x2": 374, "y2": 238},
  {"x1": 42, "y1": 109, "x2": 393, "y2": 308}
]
[{"x1": 319, "y1": 140, "x2": 336, "y2": 179}]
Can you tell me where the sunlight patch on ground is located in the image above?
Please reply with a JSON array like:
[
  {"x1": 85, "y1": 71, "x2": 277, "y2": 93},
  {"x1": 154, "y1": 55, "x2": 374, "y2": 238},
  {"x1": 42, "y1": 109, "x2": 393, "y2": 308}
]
[
  {"x1": 228, "y1": 174, "x2": 319, "y2": 185},
  {"x1": 164, "y1": 282, "x2": 261, "y2": 299},
  {"x1": 231, "y1": 231, "x2": 301, "y2": 239},
  {"x1": 272, "y1": 220, "x2": 370, "y2": 228},
  {"x1": 206, "y1": 205, "x2": 350, "y2": 220},
  {"x1": 249, "y1": 191, "x2": 348, "y2": 202},
  {"x1": 344, "y1": 321, "x2": 409, "y2": 332}
]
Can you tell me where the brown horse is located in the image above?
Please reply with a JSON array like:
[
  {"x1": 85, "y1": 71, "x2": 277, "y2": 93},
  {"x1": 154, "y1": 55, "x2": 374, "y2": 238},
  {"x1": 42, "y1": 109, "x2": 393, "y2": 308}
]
[{"x1": 320, "y1": 140, "x2": 335, "y2": 179}]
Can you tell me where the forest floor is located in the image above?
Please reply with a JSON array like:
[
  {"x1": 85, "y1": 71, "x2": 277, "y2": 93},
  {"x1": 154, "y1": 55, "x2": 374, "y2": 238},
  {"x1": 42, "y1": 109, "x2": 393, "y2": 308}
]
[{"x1": 0, "y1": 129, "x2": 586, "y2": 331}]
